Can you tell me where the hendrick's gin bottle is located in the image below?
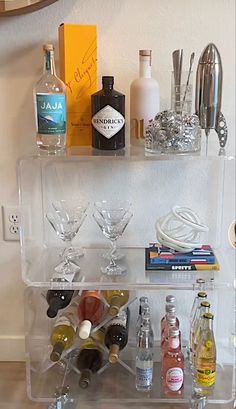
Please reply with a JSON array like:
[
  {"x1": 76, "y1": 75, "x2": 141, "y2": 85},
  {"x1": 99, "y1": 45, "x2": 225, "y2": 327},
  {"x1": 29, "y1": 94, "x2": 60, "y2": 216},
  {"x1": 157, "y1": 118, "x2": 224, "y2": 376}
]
[{"x1": 91, "y1": 76, "x2": 125, "y2": 150}]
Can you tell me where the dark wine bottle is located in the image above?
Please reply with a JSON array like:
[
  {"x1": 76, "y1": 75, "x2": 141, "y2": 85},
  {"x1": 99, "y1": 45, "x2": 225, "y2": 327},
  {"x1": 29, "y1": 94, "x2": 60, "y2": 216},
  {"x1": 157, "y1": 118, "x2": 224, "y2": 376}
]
[
  {"x1": 46, "y1": 289, "x2": 74, "y2": 318},
  {"x1": 77, "y1": 337, "x2": 103, "y2": 389},
  {"x1": 91, "y1": 76, "x2": 125, "y2": 150},
  {"x1": 105, "y1": 308, "x2": 130, "y2": 363}
]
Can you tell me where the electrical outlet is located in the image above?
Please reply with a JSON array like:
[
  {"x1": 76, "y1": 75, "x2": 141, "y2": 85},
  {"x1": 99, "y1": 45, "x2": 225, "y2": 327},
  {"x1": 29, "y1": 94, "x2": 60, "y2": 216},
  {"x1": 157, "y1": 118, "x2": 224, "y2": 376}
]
[{"x1": 2, "y1": 206, "x2": 20, "y2": 241}]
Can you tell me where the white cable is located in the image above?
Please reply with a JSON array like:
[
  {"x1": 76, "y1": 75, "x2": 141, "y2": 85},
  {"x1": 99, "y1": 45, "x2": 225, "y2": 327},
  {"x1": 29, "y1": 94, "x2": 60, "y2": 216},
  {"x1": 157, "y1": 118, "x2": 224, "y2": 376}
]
[{"x1": 155, "y1": 206, "x2": 209, "y2": 253}]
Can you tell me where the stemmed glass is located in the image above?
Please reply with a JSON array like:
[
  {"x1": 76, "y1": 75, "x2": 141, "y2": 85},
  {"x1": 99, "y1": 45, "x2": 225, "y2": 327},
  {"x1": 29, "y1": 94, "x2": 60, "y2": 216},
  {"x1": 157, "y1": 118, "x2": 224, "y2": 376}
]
[
  {"x1": 46, "y1": 200, "x2": 89, "y2": 275},
  {"x1": 94, "y1": 200, "x2": 131, "y2": 261},
  {"x1": 93, "y1": 202, "x2": 133, "y2": 276}
]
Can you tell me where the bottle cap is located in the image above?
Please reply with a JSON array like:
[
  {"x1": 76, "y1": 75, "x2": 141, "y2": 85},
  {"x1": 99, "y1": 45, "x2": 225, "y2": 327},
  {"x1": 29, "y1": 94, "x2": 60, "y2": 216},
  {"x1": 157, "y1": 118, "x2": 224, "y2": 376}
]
[
  {"x1": 166, "y1": 314, "x2": 176, "y2": 325},
  {"x1": 43, "y1": 44, "x2": 54, "y2": 51},
  {"x1": 169, "y1": 326, "x2": 179, "y2": 337},
  {"x1": 196, "y1": 278, "x2": 205, "y2": 284},
  {"x1": 140, "y1": 296, "x2": 148, "y2": 304},
  {"x1": 139, "y1": 50, "x2": 151, "y2": 56},
  {"x1": 165, "y1": 304, "x2": 176, "y2": 313},
  {"x1": 79, "y1": 369, "x2": 92, "y2": 389},
  {"x1": 200, "y1": 301, "x2": 210, "y2": 308},
  {"x1": 166, "y1": 295, "x2": 176, "y2": 304},
  {"x1": 102, "y1": 76, "x2": 114, "y2": 86},
  {"x1": 198, "y1": 291, "x2": 207, "y2": 298},
  {"x1": 203, "y1": 312, "x2": 214, "y2": 320},
  {"x1": 109, "y1": 344, "x2": 120, "y2": 364},
  {"x1": 50, "y1": 342, "x2": 64, "y2": 362},
  {"x1": 79, "y1": 320, "x2": 92, "y2": 340}
]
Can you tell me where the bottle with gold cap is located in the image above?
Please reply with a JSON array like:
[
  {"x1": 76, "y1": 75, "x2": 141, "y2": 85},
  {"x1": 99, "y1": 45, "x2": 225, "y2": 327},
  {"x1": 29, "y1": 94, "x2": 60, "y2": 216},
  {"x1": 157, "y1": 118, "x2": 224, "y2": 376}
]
[
  {"x1": 105, "y1": 308, "x2": 130, "y2": 364},
  {"x1": 101, "y1": 290, "x2": 129, "y2": 316},
  {"x1": 50, "y1": 315, "x2": 76, "y2": 362},
  {"x1": 34, "y1": 43, "x2": 67, "y2": 152},
  {"x1": 189, "y1": 292, "x2": 208, "y2": 359},
  {"x1": 76, "y1": 330, "x2": 104, "y2": 389},
  {"x1": 192, "y1": 301, "x2": 211, "y2": 360},
  {"x1": 194, "y1": 313, "x2": 216, "y2": 390}
]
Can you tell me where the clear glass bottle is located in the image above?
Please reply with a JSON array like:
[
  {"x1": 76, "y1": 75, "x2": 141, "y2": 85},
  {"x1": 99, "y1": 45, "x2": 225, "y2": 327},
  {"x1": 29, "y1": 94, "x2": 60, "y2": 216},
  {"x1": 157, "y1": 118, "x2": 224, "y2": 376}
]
[
  {"x1": 136, "y1": 312, "x2": 154, "y2": 392},
  {"x1": 192, "y1": 301, "x2": 211, "y2": 361},
  {"x1": 34, "y1": 44, "x2": 67, "y2": 152},
  {"x1": 162, "y1": 327, "x2": 184, "y2": 396},
  {"x1": 189, "y1": 292, "x2": 208, "y2": 356},
  {"x1": 194, "y1": 313, "x2": 216, "y2": 391},
  {"x1": 130, "y1": 50, "x2": 160, "y2": 145},
  {"x1": 190, "y1": 285, "x2": 206, "y2": 323},
  {"x1": 136, "y1": 296, "x2": 149, "y2": 335}
]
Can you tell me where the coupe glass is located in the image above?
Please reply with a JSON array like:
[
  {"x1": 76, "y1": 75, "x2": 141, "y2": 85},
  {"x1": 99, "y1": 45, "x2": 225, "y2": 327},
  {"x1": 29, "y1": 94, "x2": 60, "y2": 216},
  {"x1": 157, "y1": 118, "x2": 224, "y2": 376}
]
[
  {"x1": 46, "y1": 200, "x2": 89, "y2": 274},
  {"x1": 94, "y1": 200, "x2": 131, "y2": 260},
  {"x1": 93, "y1": 210, "x2": 133, "y2": 276}
]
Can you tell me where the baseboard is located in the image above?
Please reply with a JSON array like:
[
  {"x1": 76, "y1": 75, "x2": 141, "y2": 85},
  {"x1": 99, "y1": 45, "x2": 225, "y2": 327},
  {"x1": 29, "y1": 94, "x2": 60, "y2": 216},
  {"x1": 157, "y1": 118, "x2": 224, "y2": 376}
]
[{"x1": 0, "y1": 336, "x2": 25, "y2": 361}]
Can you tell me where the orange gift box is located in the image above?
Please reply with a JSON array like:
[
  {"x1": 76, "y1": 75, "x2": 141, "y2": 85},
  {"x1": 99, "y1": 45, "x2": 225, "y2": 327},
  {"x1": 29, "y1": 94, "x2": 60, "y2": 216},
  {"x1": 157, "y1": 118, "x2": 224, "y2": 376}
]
[{"x1": 59, "y1": 23, "x2": 97, "y2": 146}]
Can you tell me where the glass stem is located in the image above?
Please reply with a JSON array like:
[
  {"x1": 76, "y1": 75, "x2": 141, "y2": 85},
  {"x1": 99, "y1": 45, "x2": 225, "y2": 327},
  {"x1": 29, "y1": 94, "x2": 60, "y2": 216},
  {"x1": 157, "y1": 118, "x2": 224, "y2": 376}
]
[
  {"x1": 61, "y1": 241, "x2": 73, "y2": 263},
  {"x1": 109, "y1": 240, "x2": 118, "y2": 266}
]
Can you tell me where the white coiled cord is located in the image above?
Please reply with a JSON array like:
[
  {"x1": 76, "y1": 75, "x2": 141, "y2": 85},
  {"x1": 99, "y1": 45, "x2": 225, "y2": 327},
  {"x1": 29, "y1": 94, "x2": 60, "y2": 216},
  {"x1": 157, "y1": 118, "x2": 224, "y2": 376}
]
[{"x1": 155, "y1": 206, "x2": 209, "y2": 253}]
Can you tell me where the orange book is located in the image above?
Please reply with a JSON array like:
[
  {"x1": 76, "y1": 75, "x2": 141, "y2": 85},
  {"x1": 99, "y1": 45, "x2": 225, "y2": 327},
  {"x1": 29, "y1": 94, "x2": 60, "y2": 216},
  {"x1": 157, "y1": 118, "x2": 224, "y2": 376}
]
[{"x1": 59, "y1": 23, "x2": 97, "y2": 146}]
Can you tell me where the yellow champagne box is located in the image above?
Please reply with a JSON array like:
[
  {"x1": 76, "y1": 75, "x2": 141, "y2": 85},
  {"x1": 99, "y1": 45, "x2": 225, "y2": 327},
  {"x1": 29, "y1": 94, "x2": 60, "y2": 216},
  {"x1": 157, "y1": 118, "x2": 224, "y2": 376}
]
[{"x1": 59, "y1": 23, "x2": 97, "y2": 146}]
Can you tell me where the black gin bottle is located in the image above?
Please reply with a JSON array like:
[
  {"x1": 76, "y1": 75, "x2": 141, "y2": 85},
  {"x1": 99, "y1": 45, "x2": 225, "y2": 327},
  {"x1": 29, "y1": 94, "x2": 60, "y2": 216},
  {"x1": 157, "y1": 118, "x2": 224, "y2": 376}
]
[{"x1": 91, "y1": 76, "x2": 125, "y2": 150}]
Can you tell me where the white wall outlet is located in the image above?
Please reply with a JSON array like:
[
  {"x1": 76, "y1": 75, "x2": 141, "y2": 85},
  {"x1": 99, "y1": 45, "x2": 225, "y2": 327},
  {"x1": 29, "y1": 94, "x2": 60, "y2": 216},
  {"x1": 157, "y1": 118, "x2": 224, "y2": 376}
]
[{"x1": 2, "y1": 206, "x2": 20, "y2": 241}]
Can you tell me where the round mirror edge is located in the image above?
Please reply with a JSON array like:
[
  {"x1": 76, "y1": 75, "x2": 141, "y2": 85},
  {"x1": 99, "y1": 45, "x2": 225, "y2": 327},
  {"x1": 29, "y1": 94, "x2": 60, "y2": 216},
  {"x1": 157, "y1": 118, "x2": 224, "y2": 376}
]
[{"x1": 0, "y1": 0, "x2": 58, "y2": 17}]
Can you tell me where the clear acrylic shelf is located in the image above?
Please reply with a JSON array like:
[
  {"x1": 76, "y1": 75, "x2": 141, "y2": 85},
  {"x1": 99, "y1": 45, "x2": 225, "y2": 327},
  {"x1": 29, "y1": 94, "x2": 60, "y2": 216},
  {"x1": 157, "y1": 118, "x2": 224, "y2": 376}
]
[
  {"x1": 18, "y1": 150, "x2": 233, "y2": 287},
  {"x1": 21, "y1": 246, "x2": 234, "y2": 290},
  {"x1": 25, "y1": 287, "x2": 235, "y2": 405}
]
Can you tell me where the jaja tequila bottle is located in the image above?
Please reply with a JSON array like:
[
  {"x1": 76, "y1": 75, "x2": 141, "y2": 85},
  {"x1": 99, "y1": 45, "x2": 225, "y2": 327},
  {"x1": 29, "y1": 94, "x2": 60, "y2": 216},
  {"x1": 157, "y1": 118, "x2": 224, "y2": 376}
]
[{"x1": 34, "y1": 44, "x2": 67, "y2": 152}]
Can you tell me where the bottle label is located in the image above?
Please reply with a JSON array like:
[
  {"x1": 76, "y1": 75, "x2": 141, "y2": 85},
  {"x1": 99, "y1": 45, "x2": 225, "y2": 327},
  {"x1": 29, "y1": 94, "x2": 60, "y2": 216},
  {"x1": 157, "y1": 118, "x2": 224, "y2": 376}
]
[
  {"x1": 197, "y1": 368, "x2": 215, "y2": 387},
  {"x1": 136, "y1": 366, "x2": 153, "y2": 387},
  {"x1": 166, "y1": 367, "x2": 183, "y2": 391},
  {"x1": 92, "y1": 105, "x2": 125, "y2": 139},
  {"x1": 36, "y1": 93, "x2": 66, "y2": 135}
]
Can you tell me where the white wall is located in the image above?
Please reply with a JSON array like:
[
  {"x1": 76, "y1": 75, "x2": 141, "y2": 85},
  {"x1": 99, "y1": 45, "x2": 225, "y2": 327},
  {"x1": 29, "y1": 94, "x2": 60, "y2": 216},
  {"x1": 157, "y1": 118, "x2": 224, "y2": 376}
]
[{"x1": 0, "y1": 0, "x2": 235, "y2": 360}]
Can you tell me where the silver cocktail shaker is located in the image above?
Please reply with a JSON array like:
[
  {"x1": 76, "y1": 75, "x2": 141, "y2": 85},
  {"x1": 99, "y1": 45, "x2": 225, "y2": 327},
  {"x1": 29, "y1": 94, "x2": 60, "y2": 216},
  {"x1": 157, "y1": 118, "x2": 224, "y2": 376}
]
[{"x1": 195, "y1": 43, "x2": 227, "y2": 148}]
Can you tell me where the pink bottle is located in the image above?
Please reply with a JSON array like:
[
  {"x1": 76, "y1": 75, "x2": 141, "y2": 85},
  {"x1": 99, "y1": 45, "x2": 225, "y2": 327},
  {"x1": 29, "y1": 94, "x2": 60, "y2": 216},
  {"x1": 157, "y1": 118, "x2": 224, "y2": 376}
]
[
  {"x1": 161, "y1": 314, "x2": 178, "y2": 353},
  {"x1": 162, "y1": 327, "x2": 184, "y2": 396},
  {"x1": 161, "y1": 304, "x2": 179, "y2": 336}
]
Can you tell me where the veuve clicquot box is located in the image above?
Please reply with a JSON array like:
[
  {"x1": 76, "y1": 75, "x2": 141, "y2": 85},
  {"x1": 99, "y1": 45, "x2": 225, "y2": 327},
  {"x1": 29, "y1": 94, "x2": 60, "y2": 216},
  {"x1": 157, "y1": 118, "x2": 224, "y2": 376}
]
[{"x1": 59, "y1": 23, "x2": 97, "y2": 146}]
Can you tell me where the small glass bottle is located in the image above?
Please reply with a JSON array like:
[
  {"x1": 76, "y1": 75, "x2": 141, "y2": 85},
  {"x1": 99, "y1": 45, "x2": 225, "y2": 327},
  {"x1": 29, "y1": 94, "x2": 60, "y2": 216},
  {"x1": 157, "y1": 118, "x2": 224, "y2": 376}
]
[
  {"x1": 91, "y1": 76, "x2": 125, "y2": 150},
  {"x1": 190, "y1": 283, "x2": 206, "y2": 323},
  {"x1": 161, "y1": 304, "x2": 179, "y2": 335},
  {"x1": 136, "y1": 297, "x2": 149, "y2": 336},
  {"x1": 189, "y1": 292, "x2": 208, "y2": 355},
  {"x1": 194, "y1": 313, "x2": 216, "y2": 391},
  {"x1": 162, "y1": 327, "x2": 184, "y2": 396},
  {"x1": 136, "y1": 312, "x2": 154, "y2": 392},
  {"x1": 191, "y1": 301, "x2": 211, "y2": 362},
  {"x1": 34, "y1": 44, "x2": 67, "y2": 152}
]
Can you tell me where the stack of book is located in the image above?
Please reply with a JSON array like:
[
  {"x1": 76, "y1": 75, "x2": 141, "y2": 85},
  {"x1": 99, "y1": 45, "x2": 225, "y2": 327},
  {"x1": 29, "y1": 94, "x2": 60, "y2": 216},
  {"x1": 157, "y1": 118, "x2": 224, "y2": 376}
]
[{"x1": 145, "y1": 244, "x2": 219, "y2": 272}]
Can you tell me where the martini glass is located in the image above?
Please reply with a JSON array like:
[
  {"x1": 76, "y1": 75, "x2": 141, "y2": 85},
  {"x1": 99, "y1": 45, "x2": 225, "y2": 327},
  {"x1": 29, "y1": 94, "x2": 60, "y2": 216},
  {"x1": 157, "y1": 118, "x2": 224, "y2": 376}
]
[
  {"x1": 94, "y1": 200, "x2": 131, "y2": 261},
  {"x1": 46, "y1": 200, "x2": 88, "y2": 274},
  {"x1": 93, "y1": 210, "x2": 133, "y2": 276}
]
